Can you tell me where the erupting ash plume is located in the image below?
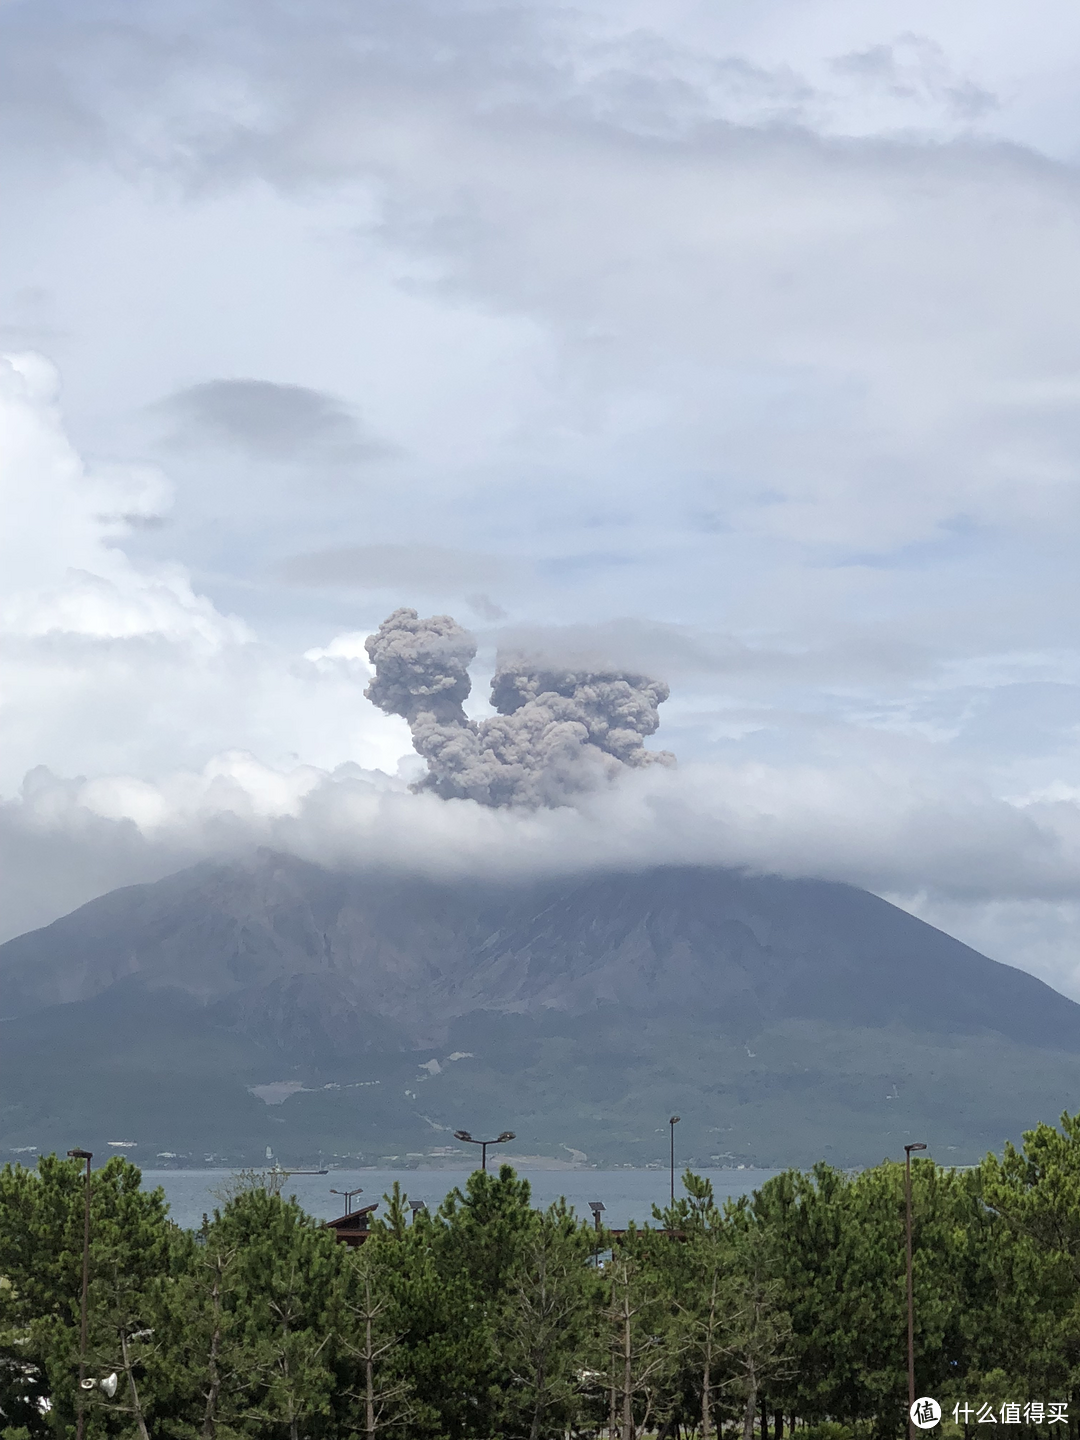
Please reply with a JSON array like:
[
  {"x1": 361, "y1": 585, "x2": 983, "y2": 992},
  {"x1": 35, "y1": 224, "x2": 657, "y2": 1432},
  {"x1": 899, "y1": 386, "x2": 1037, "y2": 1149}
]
[{"x1": 364, "y1": 608, "x2": 675, "y2": 807}]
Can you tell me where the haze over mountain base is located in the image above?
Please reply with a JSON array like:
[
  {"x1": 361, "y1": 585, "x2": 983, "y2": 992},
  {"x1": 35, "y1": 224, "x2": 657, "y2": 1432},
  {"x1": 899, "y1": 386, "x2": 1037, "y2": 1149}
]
[{"x1": 3, "y1": 853, "x2": 1079, "y2": 1170}]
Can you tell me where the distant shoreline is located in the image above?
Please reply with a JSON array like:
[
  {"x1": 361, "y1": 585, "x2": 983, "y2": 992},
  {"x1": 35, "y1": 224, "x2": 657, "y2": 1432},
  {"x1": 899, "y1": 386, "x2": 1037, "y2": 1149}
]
[{"x1": 4, "y1": 1157, "x2": 780, "y2": 1174}]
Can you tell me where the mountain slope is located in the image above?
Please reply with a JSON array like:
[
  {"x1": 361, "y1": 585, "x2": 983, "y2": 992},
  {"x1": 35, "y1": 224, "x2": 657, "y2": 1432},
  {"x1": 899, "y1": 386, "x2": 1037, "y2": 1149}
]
[{"x1": 2, "y1": 852, "x2": 1079, "y2": 1169}]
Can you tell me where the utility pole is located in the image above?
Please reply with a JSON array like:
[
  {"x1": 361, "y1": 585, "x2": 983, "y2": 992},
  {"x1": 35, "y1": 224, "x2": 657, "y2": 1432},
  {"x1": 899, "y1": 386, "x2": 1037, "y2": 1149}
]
[
  {"x1": 67, "y1": 1149, "x2": 93, "y2": 1440},
  {"x1": 904, "y1": 1141, "x2": 927, "y2": 1438}
]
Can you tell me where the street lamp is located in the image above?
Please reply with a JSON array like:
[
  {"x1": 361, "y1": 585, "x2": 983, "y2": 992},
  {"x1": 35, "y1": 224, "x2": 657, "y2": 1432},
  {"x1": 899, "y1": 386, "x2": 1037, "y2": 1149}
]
[
  {"x1": 66, "y1": 1149, "x2": 93, "y2": 1440},
  {"x1": 588, "y1": 1201, "x2": 606, "y2": 1272},
  {"x1": 330, "y1": 1187, "x2": 363, "y2": 1217},
  {"x1": 409, "y1": 1200, "x2": 427, "y2": 1223},
  {"x1": 453, "y1": 1129, "x2": 516, "y2": 1171},
  {"x1": 904, "y1": 1142, "x2": 928, "y2": 1437},
  {"x1": 669, "y1": 1116, "x2": 681, "y2": 1205}
]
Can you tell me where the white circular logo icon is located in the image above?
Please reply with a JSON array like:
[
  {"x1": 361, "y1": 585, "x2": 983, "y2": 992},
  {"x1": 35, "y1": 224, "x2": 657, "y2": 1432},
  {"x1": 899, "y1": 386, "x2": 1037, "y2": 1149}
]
[{"x1": 910, "y1": 1399, "x2": 942, "y2": 1429}]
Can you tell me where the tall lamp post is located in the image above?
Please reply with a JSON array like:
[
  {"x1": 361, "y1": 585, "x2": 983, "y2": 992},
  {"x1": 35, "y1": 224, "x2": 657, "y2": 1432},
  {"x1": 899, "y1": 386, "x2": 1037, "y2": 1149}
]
[
  {"x1": 669, "y1": 1116, "x2": 681, "y2": 1205},
  {"x1": 453, "y1": 1129, "x2": 515, "y2": 1172},
  {"x1": 330, "y1": 1187, "x2": 363, "y2": 1217},
  {"x1": 588, "y1": 1201, "x2": 606, "y2": 1273},
  {"x1": 67, "y1": 1148, "x2": 93, "y2": 1440},
  {"x1": 904, "y1": 1141, "x2": 928, "y2": 1437}
]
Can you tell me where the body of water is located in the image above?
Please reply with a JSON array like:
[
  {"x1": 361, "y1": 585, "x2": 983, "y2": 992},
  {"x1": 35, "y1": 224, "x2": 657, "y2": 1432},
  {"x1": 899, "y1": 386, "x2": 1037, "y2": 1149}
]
[{"x1": 141, "y1": 1167, "x2": 784, "y2": 1232}]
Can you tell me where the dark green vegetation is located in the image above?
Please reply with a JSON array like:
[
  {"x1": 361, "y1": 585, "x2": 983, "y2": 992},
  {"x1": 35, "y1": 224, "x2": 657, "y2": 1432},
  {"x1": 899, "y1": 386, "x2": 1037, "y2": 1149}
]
[
  {"x1": 5, "y1": 854, "x2": 1080, "y2": 1167},
  {"x1": 7, "y1": 1111, "x2": 1080, "y2": 1439}
]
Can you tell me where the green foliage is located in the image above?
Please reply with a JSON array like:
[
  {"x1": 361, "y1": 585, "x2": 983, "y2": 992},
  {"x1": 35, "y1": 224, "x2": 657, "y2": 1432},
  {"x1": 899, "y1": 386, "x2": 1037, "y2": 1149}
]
[
  {"x1": 208, "y1": 1168, "x2": 293, "y2": 1207},
  {"x1": 977, "y1": 1111, "x2": 1080, "y2": 1398},
  {"x1": 500, "y1": 1200, "x2": 601, "y2": 1439},
  {"x1": 12, "y1": 1117, "x2": 1080, "y2": 1437},
  {"x1": 208, "y1": 1191, "x2": 341, "y2": 1439},
  {"x1": 0, "y1": 1154, "x2": 172, "y2": 1439}
]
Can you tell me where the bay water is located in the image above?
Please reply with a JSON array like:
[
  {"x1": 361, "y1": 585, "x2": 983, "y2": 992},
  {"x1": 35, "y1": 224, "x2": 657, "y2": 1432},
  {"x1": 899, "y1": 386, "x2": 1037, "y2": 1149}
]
[{"x1": 142, "y1": 1167, "x2": 783, "y2": 1232}]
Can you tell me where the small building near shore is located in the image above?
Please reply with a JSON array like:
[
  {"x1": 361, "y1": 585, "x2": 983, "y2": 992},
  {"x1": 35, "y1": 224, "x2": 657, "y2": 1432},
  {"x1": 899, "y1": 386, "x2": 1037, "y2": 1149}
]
[{"x1": 325, "y1": 1202, "x2": 379, "y2": 1247}]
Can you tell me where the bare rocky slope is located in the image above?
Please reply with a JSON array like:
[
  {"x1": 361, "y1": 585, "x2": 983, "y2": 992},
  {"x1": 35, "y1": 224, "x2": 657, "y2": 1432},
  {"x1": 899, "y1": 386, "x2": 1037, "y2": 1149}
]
[{"x1": 3, "y1": 851, "x2": 1079, "y2": 1170}]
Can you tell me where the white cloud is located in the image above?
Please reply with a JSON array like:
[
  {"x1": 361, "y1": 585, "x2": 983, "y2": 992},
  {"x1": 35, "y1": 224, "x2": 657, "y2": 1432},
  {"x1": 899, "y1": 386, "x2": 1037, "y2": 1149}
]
[
  {"x1": 7, "y1": 742, "x2": 1080, "y2": 1010},
  {"x1": 0, "y1": 351, "x2": 246, "y2": 649},
  {"x1": 0, "y1": 351, "x2": 409, "y2": 793},
  {"x1": 302, "y1": 632, "x2": 374, "y2": 668},
  {"x1": 4, "y1": 2, "x2": 1080, "y2": 1000}
]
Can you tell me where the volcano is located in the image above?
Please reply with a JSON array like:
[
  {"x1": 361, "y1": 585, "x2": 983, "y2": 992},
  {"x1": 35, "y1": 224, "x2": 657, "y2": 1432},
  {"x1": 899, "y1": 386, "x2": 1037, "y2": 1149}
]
[{"x1": 2, "y1": 851, "x2": 1077, "y2": 1169}]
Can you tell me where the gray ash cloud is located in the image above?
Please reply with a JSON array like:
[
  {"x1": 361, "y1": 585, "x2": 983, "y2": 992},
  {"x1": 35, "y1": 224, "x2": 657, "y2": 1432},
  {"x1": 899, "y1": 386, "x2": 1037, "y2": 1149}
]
[{"x1": 364, "y1": 607, "x2": 675, "y2": 807}]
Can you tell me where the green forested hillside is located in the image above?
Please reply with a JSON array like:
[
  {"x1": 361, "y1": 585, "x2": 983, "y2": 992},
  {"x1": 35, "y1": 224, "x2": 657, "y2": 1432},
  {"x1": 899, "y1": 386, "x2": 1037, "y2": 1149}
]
[{"x1": 7, "y1": 989, "x2": 1080, "y2": 1170}]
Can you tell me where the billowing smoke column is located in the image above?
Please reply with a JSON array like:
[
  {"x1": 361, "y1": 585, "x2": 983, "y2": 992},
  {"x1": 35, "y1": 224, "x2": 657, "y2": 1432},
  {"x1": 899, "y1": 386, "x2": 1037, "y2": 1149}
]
[{"x1": 365, "y1": 607, "x2": 675, "y2": 807}]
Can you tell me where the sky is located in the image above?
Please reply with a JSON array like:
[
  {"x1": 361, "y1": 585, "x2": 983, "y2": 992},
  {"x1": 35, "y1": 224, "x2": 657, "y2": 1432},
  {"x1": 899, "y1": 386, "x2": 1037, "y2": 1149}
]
[{"x1": 6, "y1": 0, "x2": 1080, "y2": 995}]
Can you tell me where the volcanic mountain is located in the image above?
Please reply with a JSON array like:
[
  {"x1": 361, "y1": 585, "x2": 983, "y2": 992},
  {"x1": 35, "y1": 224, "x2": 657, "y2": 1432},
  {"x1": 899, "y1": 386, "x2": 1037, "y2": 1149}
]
[{"x1": 2, "y1": 851, "x2": 1079, "y2": 1169}]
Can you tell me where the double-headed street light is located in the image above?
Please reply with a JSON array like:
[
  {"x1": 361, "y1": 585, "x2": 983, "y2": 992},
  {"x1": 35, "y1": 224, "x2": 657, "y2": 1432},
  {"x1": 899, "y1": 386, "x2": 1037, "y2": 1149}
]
[
  {"x1": 905, "y1": 1142, "x2": 928, "y2": 1438},
  {"x1": 453, "y1": 1129, "x2": 515, "y2": 1171},
  {"x1": 330, "y1": 1187, "x2": 364, "y2": 1217},
  {"x1": 66, "y1": 1148, "x2": 93, "y2": 1440}
]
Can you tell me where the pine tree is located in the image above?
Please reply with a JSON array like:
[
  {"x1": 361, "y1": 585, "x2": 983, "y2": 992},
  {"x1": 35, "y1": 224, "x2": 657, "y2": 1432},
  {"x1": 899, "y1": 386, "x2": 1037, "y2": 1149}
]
[
  {"x1": 0, "y1": 1154, "x2": 172, "y2": 1440},
  {"x1": 717, "y1": 1228, "x2": 792, "y2": 1440},
  {"x1": 210, "y1": 1190, "x2": 341, "y2": 1440},
  {"x1": 501, "y1": 1200, "x2": 599, "y2": 1440},
  {"x1": 650, "y1": 1169, "x2": 727, "y2": 1439},
  {"x1": 978, "y1": 1111, "x2": 1080, "y2": 1402},
  {"x1": 599, "y1": 1246, "x2": 676, "y2": 1440},
  {"x1": 337, "y1": 1235, "x2": 413, "y2": 1439}
]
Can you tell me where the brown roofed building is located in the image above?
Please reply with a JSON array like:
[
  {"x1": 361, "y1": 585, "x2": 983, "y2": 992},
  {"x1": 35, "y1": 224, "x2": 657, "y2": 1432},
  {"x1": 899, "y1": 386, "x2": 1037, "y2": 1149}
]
[{"x1": 325, "y1": 1202, "x2": 379, "y2": 1247}]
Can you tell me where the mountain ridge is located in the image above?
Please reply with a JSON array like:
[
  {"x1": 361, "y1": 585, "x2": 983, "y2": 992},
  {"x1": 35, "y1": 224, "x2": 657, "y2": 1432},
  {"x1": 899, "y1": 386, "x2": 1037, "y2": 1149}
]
[{"x1": 3, "y1": 851, "x2": 1080, "y2": 1168}]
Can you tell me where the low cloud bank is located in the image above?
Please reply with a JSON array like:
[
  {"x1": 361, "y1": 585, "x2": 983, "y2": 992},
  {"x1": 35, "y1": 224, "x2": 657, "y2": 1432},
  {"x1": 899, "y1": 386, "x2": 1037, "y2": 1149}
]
[{"x1": 6, "y1": 750, "x2": 1080, "y2": 995}]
